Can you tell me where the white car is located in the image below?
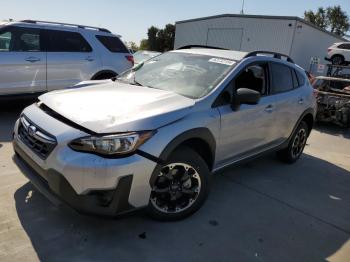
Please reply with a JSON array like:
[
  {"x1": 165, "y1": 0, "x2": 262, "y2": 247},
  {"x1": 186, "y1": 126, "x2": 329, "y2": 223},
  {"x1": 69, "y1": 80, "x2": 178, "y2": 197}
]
[
  {"x1": 133, "y1": 50, "x2": 161, "y2": 65},
  {"x1": 326, "y1": 42, "x2": 350, "y2": 65},
  {"x1": 0, "y1": 20, "x2": 134, "y2": 97},
  {"x1": 13, "y1": 48, "x2": 316, "y2": 220}
]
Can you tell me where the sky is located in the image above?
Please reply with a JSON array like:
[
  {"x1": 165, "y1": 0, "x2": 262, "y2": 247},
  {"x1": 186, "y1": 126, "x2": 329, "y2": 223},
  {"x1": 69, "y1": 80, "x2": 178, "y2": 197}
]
[{"x1": 1, "y1": 0, "x2": 349, "y2": 44}]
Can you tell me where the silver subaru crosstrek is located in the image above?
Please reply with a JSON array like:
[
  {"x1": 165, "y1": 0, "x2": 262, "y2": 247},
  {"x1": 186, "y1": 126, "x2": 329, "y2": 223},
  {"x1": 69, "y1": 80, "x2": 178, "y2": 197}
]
[
  {"x1": 0, "y1": 20, "x2": 133, "y2": 97},
  {"x1": 13, "y1": 47, "x2": 317, "y2": 220}
]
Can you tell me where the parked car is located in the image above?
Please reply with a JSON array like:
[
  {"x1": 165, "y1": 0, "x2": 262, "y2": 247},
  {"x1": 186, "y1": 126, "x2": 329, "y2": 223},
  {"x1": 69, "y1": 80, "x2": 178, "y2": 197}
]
[
  {"x1": 326, "y1": 42, "x2": 350, "y2": 65},
  {"x1": 0, "y1": 20, "x2": 133, "y2": 97},
  {"x1": 13, "y1": 48, "x2": 316, "y2": 220},
  {"x1": 312, "y1": 76, "x2": 350, "y2": 127},
  {"x1": 133, "y1": 50, "x2": 161, "y2": 65}
]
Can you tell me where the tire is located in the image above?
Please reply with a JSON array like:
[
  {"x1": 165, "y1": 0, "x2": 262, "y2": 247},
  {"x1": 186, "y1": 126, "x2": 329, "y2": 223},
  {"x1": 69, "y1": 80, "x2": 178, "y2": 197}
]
[
  {"x1": 148, "y1": 146, "x2": 210, "y2": 221},
  {"x1": 277, "y1": 121, "x2": 309, "y2": 164},
  {"x1": 331, "y1": 55, "x2": 345, "y2": 65},
  {"x1": 92, "y1": 72, "x2": 116, "y2": 80}
]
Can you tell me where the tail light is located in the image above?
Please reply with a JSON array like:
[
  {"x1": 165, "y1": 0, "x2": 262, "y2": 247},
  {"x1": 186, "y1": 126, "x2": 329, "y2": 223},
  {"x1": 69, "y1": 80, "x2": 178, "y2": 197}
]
[
  {"x1": 125, "y1": 55, "x2": 134, "y2": 66},
  {"x1": 313, "y1": 89, "x2": 319, "y2": 98},
  {"x1": 328, "y1": 48, "x2": 332, "y2": 53}
]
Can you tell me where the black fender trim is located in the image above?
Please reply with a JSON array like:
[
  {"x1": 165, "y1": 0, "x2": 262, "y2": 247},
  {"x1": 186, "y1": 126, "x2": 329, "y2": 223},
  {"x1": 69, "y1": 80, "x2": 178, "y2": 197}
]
[
  {"x1": 148, "y1": 128, "x2": 216, "y2": 187},
  {"x1": 136, "y1": 150, "x2": 164, "y2": 164},
  {"x1": 91, "y1": 70, "x2": 118, "y2": 80},
  {"x1": 280, "y1": 108, "x2": 315, "y2": 149}
]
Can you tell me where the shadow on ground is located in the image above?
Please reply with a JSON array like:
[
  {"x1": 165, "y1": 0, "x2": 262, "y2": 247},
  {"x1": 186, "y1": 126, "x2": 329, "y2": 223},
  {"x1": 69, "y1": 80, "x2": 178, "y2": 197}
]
[
  {"x1": 0, "y1": 98, "x2": 37, "y2": 143},
  {"x1": 315, "y1": 122, "x2": 350, "y2": 139},
  {"x1": 14, "y1": 153, "x2": 350, "y2": 262}
]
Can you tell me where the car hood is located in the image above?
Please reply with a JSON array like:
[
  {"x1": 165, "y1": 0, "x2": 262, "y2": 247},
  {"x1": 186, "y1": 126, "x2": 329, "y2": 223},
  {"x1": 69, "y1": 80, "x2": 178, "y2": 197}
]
[{"x1": 38, "y1": 81, "x2": 195, "y2": 134}]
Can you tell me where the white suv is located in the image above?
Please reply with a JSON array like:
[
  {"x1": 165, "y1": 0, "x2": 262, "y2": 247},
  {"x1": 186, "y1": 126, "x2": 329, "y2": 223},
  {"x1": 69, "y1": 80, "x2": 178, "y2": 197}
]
[
  {"x1": 326, "y1": 42, "x2": 350, "y2": 65},
  {"x1": 0, "y1": 20, "x2": 133, "y2": 96}
]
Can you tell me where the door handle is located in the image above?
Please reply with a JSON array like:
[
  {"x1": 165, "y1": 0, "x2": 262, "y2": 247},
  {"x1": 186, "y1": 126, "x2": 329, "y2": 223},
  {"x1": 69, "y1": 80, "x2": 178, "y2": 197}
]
[
  {"x1": 25, "y1": 57, "x2": 40, "y2": 63},
  {"x1": 85, "y1": 56, "x2": 94, "y2": 62},
  {"x1": 265, "y1": 105, "x2": 274, "y2": 113}
]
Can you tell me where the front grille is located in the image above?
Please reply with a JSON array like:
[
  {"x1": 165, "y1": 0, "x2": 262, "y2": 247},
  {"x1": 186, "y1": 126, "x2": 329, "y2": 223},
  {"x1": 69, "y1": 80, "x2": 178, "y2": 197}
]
[{"x1": 18, "y1": 115, "x2": 57, "y2": 159}]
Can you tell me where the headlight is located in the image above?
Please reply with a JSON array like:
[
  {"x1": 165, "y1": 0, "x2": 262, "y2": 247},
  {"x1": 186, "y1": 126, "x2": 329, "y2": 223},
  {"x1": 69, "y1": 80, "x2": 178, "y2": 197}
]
[{"x1": 69, "y1": 131, "x2": 155, "y2": 157}]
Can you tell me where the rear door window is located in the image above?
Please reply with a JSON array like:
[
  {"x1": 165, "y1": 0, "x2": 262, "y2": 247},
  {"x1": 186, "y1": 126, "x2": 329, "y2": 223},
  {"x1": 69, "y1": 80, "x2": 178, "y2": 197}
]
[
  {"x1": 45, "y1": 29, "x2": 92, "y2": 52},
  {"x1": 96, "y1": 35, "x2": 128, "y2": 53},
  {"x1": 270, "y1": 63, "x2": 294, "y2": 94}
]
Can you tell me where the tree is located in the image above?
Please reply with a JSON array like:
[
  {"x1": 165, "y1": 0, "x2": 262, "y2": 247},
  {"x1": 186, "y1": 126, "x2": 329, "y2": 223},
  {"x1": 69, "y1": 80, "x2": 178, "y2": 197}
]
[
  {"x1": 327, "y1": 6, "x2": 350, "y2": 36},
  {"x1": 144, "y1": 24, "x2": 176, "y2": 52},
  {"x1": 126, "y1": 41, "x2": 139, "y2": 51},
  {"x1": 162, "y1": 24, "x2": 176, "y2": 51},
  {"x1": 304, "y1": 7, "x2": 328, "y2": 29},
  {"x1": 147, "y1": 26, "x2": 159, "y2": 51},
  {"x1": 304, "y1": 5, "x2": 349, "y2": 36},
  {"x1": 139, "y1": 39, "x2": 149, "y2": 50}
]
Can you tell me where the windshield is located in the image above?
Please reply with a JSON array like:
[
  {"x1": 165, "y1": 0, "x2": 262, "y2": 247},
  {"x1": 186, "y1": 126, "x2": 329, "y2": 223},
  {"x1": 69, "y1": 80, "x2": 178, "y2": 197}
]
[
  {"x1": 133, "y1": 51, "x2": 161, "y2": 64},
  {"x1": 117, "y1": 52, "x2": 236, "y2": 98}
]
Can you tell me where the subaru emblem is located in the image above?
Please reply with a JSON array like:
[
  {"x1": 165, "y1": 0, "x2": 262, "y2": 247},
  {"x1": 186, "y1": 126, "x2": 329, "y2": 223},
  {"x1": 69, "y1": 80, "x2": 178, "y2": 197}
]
[{"x1": 28, "y1": 125, "x2": 36, "y2": 137}]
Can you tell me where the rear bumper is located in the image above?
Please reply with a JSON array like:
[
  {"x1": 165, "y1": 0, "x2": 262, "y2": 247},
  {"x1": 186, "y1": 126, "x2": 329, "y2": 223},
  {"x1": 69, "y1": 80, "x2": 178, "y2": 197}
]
[{"x1": 13, "y1": 140, "x2": 136, "y2": 217}]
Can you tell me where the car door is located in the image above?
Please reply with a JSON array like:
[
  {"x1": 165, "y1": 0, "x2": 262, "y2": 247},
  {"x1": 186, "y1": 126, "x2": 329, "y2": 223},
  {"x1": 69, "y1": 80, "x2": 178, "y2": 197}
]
[
  {"x1": 45, "y1": 29, "x2": 101, "y2": 91},
  {"x1": 341, "y1": 43, "x2": 350, "y2": 61},
  {"x1": 268, "y1": 62, "x2": 305, "y2": 141},
  {"x1": 215, "y1": 62, "x2": 278, "y2": 167},
  {"x1": 0, "y1": 26, "x2": 46, "y2": 95}
]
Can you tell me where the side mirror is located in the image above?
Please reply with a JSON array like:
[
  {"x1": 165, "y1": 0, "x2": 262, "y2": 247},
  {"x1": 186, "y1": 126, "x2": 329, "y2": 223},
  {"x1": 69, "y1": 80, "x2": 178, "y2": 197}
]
[{"x1": 236, "y1": 88, "x2": 261, "y2": 105}]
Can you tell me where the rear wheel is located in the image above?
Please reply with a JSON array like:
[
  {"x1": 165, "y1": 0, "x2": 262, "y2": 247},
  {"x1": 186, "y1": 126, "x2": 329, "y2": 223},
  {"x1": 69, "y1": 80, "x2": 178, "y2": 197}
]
[
  {"x1": 148, "y1": 147, "x2": 210, "y2": 221},
  {"x1": 277, "y1": 121, "x2": 309, "y2": 164},
  {"x1": 331, "y1": 55, "x2": 345, "y2": 65}
]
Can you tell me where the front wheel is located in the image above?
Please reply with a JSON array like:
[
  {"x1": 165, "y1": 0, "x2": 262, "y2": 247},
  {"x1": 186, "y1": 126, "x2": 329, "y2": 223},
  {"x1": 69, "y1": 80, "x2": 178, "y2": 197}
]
[
  {"x1": 277, "y1": 121, "x2": 309, "y2": 164},
  {"x1": 148, "y1": 147, "x2": 210, "y2": 221}
]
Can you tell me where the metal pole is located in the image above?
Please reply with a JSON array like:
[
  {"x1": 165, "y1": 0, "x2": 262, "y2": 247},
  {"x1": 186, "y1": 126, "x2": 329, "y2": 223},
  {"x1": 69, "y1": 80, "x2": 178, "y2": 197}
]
[{"x1": 241, "y1": 0, "x2": 245, "y2": 14}]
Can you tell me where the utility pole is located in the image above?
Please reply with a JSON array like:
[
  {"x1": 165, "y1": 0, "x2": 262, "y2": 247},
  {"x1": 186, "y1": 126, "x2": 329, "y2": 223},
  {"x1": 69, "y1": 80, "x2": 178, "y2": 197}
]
[{"x1": 240, "y1": 0, "x2": 245, "y2": 14}]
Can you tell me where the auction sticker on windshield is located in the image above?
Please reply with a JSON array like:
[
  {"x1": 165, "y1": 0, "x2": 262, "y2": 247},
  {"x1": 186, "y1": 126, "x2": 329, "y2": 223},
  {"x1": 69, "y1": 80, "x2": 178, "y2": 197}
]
[{"x1": 209, "y1": 58, "x2": 236, "y2": 66}]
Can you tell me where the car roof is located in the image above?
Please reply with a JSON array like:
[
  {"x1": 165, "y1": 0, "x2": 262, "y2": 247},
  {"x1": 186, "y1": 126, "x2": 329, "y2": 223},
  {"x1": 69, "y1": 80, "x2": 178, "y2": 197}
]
[
  {"x1": 315, "y1": 76, "x2": 350, "y2": 83},
  {"x1": 173, "y1": 48, "x2": 248, "y2": 61},
  {"x1": 334, "y1": 42, "x2": 350, "y2": 45},
  {"x1": 1, "y1": 20, "x2": 114, "y2": 34}
]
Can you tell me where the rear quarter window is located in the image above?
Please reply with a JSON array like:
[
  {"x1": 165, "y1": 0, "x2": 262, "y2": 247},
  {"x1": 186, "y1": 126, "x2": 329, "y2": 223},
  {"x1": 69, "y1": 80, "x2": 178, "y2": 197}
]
[{"x1": 96, "y1": 35, "x2": 128, "y2": 53}]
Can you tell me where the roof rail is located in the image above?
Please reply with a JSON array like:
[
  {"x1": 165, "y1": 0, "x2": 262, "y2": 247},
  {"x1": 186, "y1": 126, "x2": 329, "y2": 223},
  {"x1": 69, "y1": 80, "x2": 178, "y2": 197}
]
[
  {"x1": 244, "y1": 51, "x2": 295, "y2": 63},
  {"x1": 20, "y1": 20, "x2": 111, "y2": 33},
  {"x1": 177, "y1": 45, "x2": 229, "y2": 50}
]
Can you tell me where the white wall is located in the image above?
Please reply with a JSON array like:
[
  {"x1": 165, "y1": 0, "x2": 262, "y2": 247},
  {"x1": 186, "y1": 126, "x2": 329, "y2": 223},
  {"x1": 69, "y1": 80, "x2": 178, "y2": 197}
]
[
  {"x1": 175, "y1": 16, "x2": 344, "y2": 71},
  {"x1": 175, "y1": 16, "x2": 296, "y2": 54},
  {"x1": 290, "y1": 21, "x2": 343, "y2": 71}
]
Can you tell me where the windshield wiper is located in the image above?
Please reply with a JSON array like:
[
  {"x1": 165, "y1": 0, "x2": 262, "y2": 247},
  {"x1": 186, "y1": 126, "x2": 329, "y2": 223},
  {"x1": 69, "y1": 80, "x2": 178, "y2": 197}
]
[{"x1": 113, "y1": 62, "x2": 146, "y2": 86}]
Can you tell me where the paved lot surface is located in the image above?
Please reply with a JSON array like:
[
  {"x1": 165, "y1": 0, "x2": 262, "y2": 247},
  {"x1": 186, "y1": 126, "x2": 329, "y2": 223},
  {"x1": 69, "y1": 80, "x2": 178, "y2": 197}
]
[{"x1": 1, "y1": 102, "x2": 350, "y2": 262}]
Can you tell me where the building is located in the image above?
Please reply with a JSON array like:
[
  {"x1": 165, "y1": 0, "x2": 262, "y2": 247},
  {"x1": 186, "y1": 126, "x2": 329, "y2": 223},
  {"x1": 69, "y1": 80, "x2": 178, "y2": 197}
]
[{"x1": 174, "y1": 14, "x2": 346, "y2": 71}]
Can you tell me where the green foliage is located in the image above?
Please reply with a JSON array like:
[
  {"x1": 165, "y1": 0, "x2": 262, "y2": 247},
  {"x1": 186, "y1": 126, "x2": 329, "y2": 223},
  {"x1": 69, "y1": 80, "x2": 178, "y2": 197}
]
[
  {"x1": 304, "y1": 5, "x2": 349, "y2": 37},
  {"x1": 139, "y1": 39, "x2": 149, "y2": 50},
  {"x1": 126, "y1": 41, "x2": 139, "y2": 51},
  {"x1": 143, "y1": 24, "x2": 175, "y2": 52},
  {"x1": 326, "y1": 6, "x2": 350, "y2": 36}
]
